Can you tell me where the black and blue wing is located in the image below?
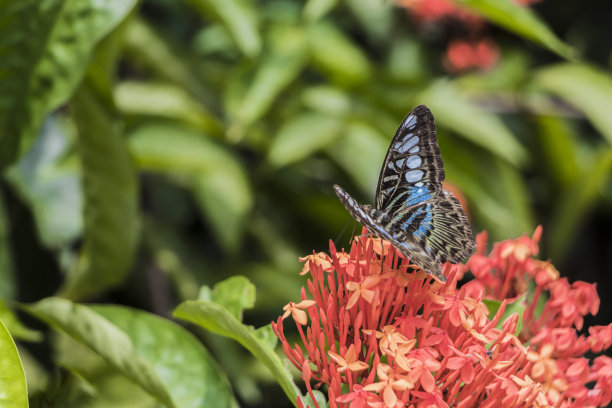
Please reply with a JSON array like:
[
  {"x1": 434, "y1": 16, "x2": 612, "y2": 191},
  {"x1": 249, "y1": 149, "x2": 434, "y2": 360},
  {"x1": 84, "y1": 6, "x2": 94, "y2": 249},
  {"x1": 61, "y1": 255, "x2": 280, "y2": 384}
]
[{"x1": 375, "y1": 105, "x2": 444, "y2": 213}]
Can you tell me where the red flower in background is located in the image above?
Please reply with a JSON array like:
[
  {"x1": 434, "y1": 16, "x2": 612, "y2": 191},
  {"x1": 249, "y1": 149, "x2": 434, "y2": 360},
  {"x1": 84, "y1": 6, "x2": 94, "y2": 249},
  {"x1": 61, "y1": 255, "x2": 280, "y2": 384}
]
[
  {"x1": 273, "y1": 228, "x2": 612, "y2": 407},
  {"x1": 395, "y1": 0, "x2": 543, "y2": 73}
]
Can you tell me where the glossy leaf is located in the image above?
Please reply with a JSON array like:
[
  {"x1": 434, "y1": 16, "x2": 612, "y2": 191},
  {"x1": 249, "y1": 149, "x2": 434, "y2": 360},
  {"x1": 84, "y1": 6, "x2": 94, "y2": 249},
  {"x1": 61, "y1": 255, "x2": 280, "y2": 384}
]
[
  {"x1": 22, "y1": 297, "x2": 176, "y2": 408},
  {"x1": 0, "y1": 0, "x2": 137, "y2": 171},
  {"x1": 534, "y1": 63, "x2": 612, "y2": 145},
  {"x1": 268, "y1": 113, "x2": 343, "y2": 167},
  {"x1": 128, "y1": 124, "x2": 252, "y2": 252},
  {"x1": 60, "y1": 86, "x2": 139, "y2": 299},
  {"x1": 0, "y1": 319, "x2": 27, "y2": 408},
  {"x1": 92, "y1": 305, "x2": 238, "y2": 408},
  {"x1": 456, "y1": 0, "x2": 573, "y2": 59},
  {"x1": 174, "y1": 277, "x2": 301, "y2": 406}
]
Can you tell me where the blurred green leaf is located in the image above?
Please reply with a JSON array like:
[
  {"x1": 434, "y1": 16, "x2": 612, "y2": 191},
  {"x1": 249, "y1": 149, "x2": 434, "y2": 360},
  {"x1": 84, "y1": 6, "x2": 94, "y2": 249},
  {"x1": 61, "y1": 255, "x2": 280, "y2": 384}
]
[
  {"x1": 92, "y1": 305, "x2": 239, "y2": 408},
  {"x1": 114, "y1": 81, "x2": 221, "y2": 134},
  {"x1": 123, "y1": 17, "x2": 211, "y2": 103},
  {"x1": 420, "y1": 81, "x2": 527, "y2": 167},
  {"x1": 307, "y1": 22, "x2": 372, "y2": 85},
  {"x1": 235, "y1": 26, "x2": 307, "y2": 125},
  {"x1": 185, "y1": 0, "x2": 261, "y2": 57},
  {"x1": 456, "y1": 0, "x2": 573, "y2": 59},
  {"x1": 0, "y1": 298, "x2": 41, "y2": 342},
  {"x1": 345, "y1": 0, "x2": 393, "y2": 41},
  {"x1": 60, "y1": 85, "x2": 139, "y2": 299},
  {"x1": 0, "y1": 194, "x2": 15, "y2": 301},
  {"x1": 549, "y1": 148, "x2": 612, "y2": 261},
  {"x1": 482, "y1": 293, "x2": 525, "y2": 337},
  {"x1": 174, "y1": 277, "x2": 302, "y2": 407},
  {"x1": 303, "y1": 0, "x2": 338, "y2": 21},
  {"x1": 535, "y1": 115, "x2": 579, "y2": 187},
  {"x1": 268, "y1": 113, "x2": 343, "y2": 167},
  {"x1": 302, "y1": 86, "x2": 352, "y2": 116},
  {"x1": 327, "y1": 122, "x2": 388, "y2": 196},
  {"x1": 534, "y1": 63, "x2": 612, "y2": 145},
  {"x1": 23, "y1": 297, "x2": 176, "y2": 408},
  {"x1": 128, "y1": 124, "x2": 252, "y2": 251},
  {"x1": 0, "y1": 0, "x2": 138, "y2": 171},
  {"x1": 0, "y1": 319, "x2": 27, "y2": 408},
  {"x1": 5, "y1": 116, "x2": 83, "y2": 249}
]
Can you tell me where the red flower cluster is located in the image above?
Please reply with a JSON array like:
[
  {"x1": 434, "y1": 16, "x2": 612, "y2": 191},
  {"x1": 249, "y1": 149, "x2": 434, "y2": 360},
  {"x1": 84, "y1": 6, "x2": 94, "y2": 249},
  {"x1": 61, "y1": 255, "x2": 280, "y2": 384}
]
[
  {"x1": 272, "y1": 228, "x2": 612, "y2": 408},
  {"x1": 395, "y1": 0, "x2": 542, "y2": 72}
]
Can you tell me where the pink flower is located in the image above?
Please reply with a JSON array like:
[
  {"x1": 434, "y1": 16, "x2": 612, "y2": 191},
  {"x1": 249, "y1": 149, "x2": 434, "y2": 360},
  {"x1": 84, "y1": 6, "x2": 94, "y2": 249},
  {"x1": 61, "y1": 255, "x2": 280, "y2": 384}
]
[{"x1": 272, "y1": 227, "x2": 611, "y2": 407}]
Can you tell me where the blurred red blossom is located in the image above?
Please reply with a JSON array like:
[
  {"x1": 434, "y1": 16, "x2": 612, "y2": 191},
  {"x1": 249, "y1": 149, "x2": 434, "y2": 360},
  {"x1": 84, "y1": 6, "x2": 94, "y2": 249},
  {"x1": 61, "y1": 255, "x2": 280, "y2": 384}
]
[
  {"x1": 395, "y1": 0, "x2": 543, "y2": 72},
  {"x1": 272, "y1": 227, "x2": 612, "y2": 408}
]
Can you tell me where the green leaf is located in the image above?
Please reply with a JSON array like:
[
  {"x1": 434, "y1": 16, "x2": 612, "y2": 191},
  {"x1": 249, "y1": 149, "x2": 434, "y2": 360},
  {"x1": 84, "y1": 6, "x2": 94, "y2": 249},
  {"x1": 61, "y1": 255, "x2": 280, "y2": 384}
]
[
  {"x1": 199, "y1": 276, "x2": 256, "y2": 320},
  {"x1": 235, "y1": 26, "x2": 306, "y2": 125},
  {"x1": 185, "y1": 0, "x2": 261, "y2": 57},
  {"x1": 534, "y1": 63, "x2": 612, "y2": 145},
  {"x1": 123, "y1": 17, "x2": 211, "y2": 103},
  {"x1": 327, "y1": 122, "x2": 388, "y2": 196},
  {"x1": 0, "y1": 0, "x2": 138, "y2": 171},
  {"x1": 0, "y1": 319, "x2": 28, "y2": 408},
  {"x1": 59, "y1": 85, "x2": 139, "y2": 299},
  {"x1": 303, "y1": 0, "x2": 338, "y2": 21},
  {"x1": 22, "y1": 297, "x2": 176, "y2": 408},
  {"x1": 114, "y1": 81, "x2": 221, "y2": 134},
  {"x1": 535, "y1": 115, "x2": 579, "y2": 187},
  {"x1": 420, "y1": 81, "x2": 527, "y2": 167},
  {"x1": 5, "y1": 115, "x2": 83, "y2": 249},
  {"x1": 0, "y1": 298, "x2": 41, "y2": 342},
  {"x1": 0, "y1": 194, "x2": 15, "y2": 301},
  {"x1": 92, "y1": 305, "x2": 238, "y2": 408},
  {"x1": 549, "y1": 148, "x2": 612, "y2": 261},
  {"x1": 268, "y1": 113, "x2": 343, "y2": 167},
  {"x1": 482, "y1": 293, "x2": 525, "y2": 336},
  {"x1": 307, "y1": 22, "x2": 372, "y2": 85},
  {"x1": 174, "y1": 277, "x2": 301, "y2": 406},
  {"x1": 455, "y1": 0, "x2": 573, "y2": 59},
  {"x1": 128, "y1": 124, "x2": 252, "y2": 252}
]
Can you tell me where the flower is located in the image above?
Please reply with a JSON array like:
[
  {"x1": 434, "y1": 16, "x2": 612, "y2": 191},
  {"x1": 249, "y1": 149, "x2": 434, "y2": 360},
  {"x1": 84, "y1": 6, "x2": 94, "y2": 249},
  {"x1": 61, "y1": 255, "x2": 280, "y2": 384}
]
[
  {"x1": 395, "y1": 0, "x2": 543, "y2": 73},
  {"x1": 272, "y1": 228, "x2": 611, "y2": 407}
]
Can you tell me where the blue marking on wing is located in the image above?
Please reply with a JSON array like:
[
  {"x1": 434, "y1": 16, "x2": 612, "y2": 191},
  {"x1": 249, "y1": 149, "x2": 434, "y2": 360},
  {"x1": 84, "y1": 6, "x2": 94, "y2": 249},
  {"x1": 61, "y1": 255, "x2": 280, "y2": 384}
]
[
  {"x1": 405, "y1": 186, "x2": 432, "y2": 207},
  {"x1": 415, "y1": 206, "x2": 433, "y2": 238}
]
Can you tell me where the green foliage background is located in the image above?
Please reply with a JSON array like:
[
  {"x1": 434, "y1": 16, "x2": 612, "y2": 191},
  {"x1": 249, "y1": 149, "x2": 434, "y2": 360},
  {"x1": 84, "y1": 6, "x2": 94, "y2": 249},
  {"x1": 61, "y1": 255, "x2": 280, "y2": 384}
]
[{"x1": 0, "y1": 0, "x2": 611, "y2": 407}]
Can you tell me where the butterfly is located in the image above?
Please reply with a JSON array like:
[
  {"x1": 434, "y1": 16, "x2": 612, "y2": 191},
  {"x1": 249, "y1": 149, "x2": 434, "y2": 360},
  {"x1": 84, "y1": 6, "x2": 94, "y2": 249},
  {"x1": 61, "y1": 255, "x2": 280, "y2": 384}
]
[{"x1": 333, "y1": 105, "x2": 475, "y2": 282}]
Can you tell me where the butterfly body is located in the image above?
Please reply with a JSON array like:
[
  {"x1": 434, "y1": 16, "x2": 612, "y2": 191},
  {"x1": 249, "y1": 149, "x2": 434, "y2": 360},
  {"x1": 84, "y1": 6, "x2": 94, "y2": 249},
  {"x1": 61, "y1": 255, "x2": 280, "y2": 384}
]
[{"x1": 333, "y1": 105, "x2": 475, "y2": 282}]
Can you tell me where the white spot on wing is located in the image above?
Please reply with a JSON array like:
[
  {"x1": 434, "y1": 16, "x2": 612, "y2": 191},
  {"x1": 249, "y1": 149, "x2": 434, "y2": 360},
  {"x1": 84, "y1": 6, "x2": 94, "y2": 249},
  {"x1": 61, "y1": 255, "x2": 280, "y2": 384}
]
[
  {"x1": 395, "y1": 135, "x2": 419, "y2": 154},
  {"x1": 395, "y1": 158, "x2": 405, "y2": 168},
  {"x1": 406, "y1": 155, "x2": 422, "y2": 169},
  {"x1": 404, "y1": 170, "x2": 424, "y2": 183}
]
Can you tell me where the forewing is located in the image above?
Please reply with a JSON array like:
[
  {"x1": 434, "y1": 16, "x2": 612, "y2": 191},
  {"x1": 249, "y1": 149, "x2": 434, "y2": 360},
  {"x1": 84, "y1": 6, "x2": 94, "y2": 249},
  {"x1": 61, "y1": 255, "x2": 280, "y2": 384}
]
[{"x1": 375, "y1": 105, "x2": 445, "y2": 212}]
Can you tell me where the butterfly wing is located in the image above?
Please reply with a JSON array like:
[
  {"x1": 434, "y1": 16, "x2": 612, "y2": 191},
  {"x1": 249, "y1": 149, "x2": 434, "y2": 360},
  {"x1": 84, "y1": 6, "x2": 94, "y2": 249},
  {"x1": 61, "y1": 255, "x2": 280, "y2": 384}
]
[
  {"x1": 389, "y1": 190, "x2": 475, "y2": 270},
  {"x1": 375, "y1": 105, "x2": 444, "y2": 212}
]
